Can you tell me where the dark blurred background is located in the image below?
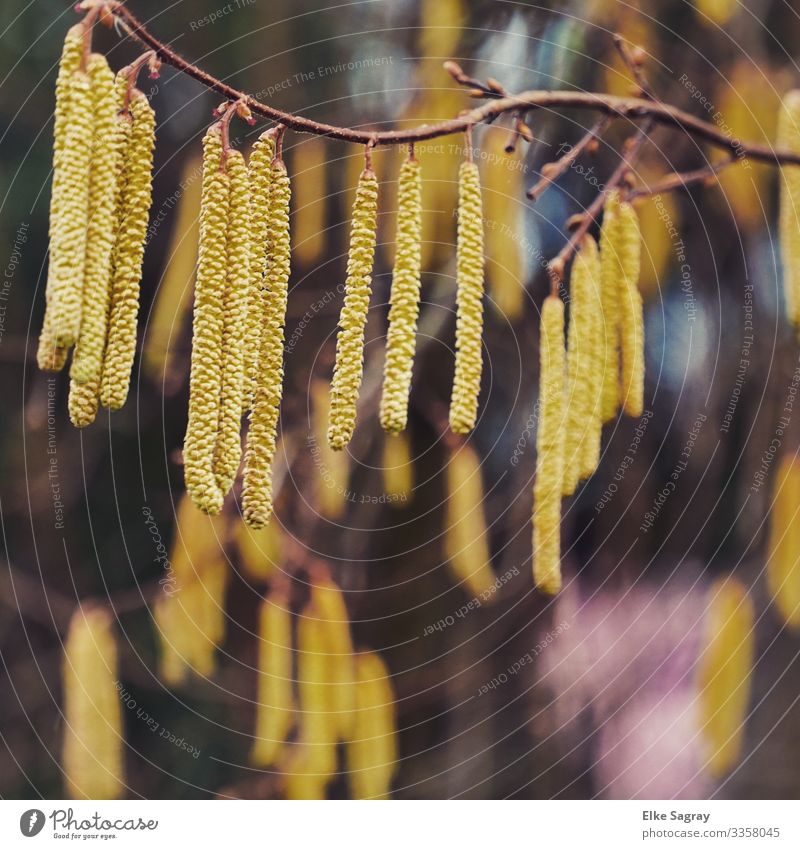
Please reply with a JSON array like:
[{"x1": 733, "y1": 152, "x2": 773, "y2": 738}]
[{"x1": 2, "y1": 0, "x2": 800, "y2": 799}]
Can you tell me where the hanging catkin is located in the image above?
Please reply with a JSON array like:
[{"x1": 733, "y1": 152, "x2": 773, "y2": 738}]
[
  {"x1": 213, "y1": 149, "x2": 250, "y2": 495},
  {"x1": 70, "y1": 55, "x2": 122, "y2": 388},
  {"x1": 563, "y1": 238, "x2": 599, "y2": 496},
  {"x1": 599, "y1": 190, "x2": 622, "y2": 423},
  {"x1": 62, "y1": 606, "x2": 124, "y2": 800},
  {"x1": 617, "y1": 200, "x2": 645, "y2": 417},
  {"x1": 251, "y1": 591, "x2": 295, "y2": 767},
  {"x1": 68, "y1": 379, "x2": 100, "y2": 429},
  {"x1": 235, "y1": 516, "x2": 280, "y2": 582},
  {"x1": 328, "y1": 164, "x2": 379, "y2": 450},
  {"x1": 533, "y1": 295, "x2": 565, "y2": 595},
  {"x1": 444, "y1": 443, "x2": 497, "y2": 600},
  {"x1": 449, "y1": 159, "x2": 485, "y2": 434},
  {"x1": 697, "y1": 577, "x2": 755, "y2": 777},
  {"x1": 346, "y1": 651, "x2": 398, "y2": 800},
  {"x1": 242, "y1": 130, "x2": 276, "y2": 413},
  {"x1": 311, "y1": 573, "x2": 356, "y2": 739},
  {"x1": 382, "y1": 430, "x2": 413, "y2": 503},
  {"x1": 242, "y1": 150, "x2": 291, "y2": 528},
  {"x1": 184, "y1": 127, "x2": 229, "y2": 515},
  {"x1": 38, "y1": 24, "x2": 84, "y2": 367},
  {"x1": 100, "y1": 85, "x2": 155, "y2": 410},
  {"x1": 380, "y1": 154, "x2": 422, "y2": 434},
  {"x1": 580, "y1": 238, "x2": 604, "y2": 480},
  {"x1": 767, "y1": 455, "x2": 800, "y2": 630},
  {"x1": 45, "y1": 65, "x2": 92, "y2": 349},
  {"x1": 311, "y1": 378, "x2": 348, "y2": 519},
  {"x1": 777, "y1": 91, "x2": 800, "y2": 330}
]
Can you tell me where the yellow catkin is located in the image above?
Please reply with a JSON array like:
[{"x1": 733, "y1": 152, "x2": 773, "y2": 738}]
[
  {"x1": 62, "y1": 606, "x2": 124, "y2": 800},
  {"x1": 213, "y1": 149, "x2": 250, "y2": 495},
  {"x1": 449, "y1": 160, "x2": 485, "y2": 434},
  {"x1": 580, "y1": 239, "x2": 604, "y2": 480},
  {"x1": 563, "y1": 239, "x2": 599, "y2": 496},
  {"x1": 143, "y1": 152, "x2": 204, "y2": 384},
  {"x1": 99, "y1": 86, "x2": 155, "y2": 410},
  {"x1": 380, "y1": 156, "x2": 422, "y2": 434},
  {"x1": 767, "y1": 455, "x2": 800, "y2": 629},
  {"x1": 292, "y1": 137, "x2": 327, "y2": 266},
  {"x1": 293, "y1": 609, "x2": 338, "y2": 783},
  {"x1": 444, "y1": 443, "x2": 497, "y2": 599},
  {"x1": 46, "y1": 66, "x2": 92, "y2": 348},
  {"x1": 68, "y1": 379, "x2": 100, "y2": 429},
  {"x1": 242, "y1": 131, "x2": 276, "y2": 413},
  {"x1": 184, "y1": 128, "x2": 229, "y2": 515},
  {"x1": 328, "y1": 166, "x2": 379, "y2": 450},
  {"x1": 697, "y1": 576, "x2": 755, "y2": 777},
  {"x1": 311, "y1": 574, "x2": 356, "y2": 739},
  {"x1": 38, "y1": 24, "x2": 83, "y2": 369},
  {"x1": 311, "y1": 378, "x2": 348, "y2": 519},
  {"x1": 599, "y1": 190, "x2": 622, "y2": 423},
  {"x1": 234, "y1": 518, "x2": 280, "y2": 582},
  {"x1": 777, "y1": 90, "x2": 800, "y2": 330},
  {"x1": 242, "y1": 154, "x2": 291, "y2": 527},
  {"x1": 346, "y1": 651, "x2": 398, "y2": 800},
  {"x1": 617, "y1": 200, "x2": 645, "y2": 418},
  {"x1": 532, "y1": 295, "x2": 565, "y2": 595},
  {"x1": 481, "y1": 130, "x2": 525, "y2": 320},
  {"x1": 70, "y1": 55, "x2": 121, "y2": 387},
  {"x1": 382, "y1": 430, "x2": 413, "y2": 503},
  {"x1": 251, "y1": 591, "x2": 295, "y2": 766}
]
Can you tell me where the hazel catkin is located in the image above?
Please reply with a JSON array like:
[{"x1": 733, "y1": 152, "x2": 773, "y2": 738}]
[
  {"x1": 449, "y1": 160, "x2": 485, "y2": 435},
  {"x1": 532, "y1": 295, "x2": 566, "y2": 595},
  {"x1": 242, "y1": 153, "x2": 292, "y2": 527},
  {"x1": 100, "y1": 85, "x2": 155, "y2": 410},
  {"x1": 580, "y1": 239, "x2": 604, "y2": 480},
  {"x1": 328, "y1": 166, "x2": 379, "y2": 450},
  {"x1": 617, "y1": 200, "x2": 645, "y2": 418},
  {"x1": 251, "y1": 591, "x2": 295, "y2": 767},
  {"x1": 242, "y1": 130, "x2": 276, "y2": 413},
  {"x1": 380, "y1": 155, "x2": 422, "y2": 434},
  {"x1": 184, "y1": 127, "x2": 229, "y2": 515},
  {"x1": 70, "y1": 54, "x2": 123, "y2": 387},
  {"x1": 62, "y1": 606, "x2": 124, "y2": 800},
  {"x1": 68, "y1": 378, "x2": 100, "y2": 429},
  {"x1": 213, "y1": 149, "x2": 250, "y2": 495},
  {"x1": 599, "y1": 190, "x2": 622, "y2": 423},
  {"x1": 346, "y1": 651, "x2": 398, "y2": 800},
  {"x1": 777, "y1": 90, "x2": 800, "y2": 331},
  {"x1": 563, "y1": 238, "x2": 599, "y2": 496}
]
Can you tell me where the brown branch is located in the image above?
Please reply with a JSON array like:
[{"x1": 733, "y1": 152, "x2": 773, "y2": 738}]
[
  {"x1": 627, "y1": 158, "x2": 734, "y2": 200},
  {"x1": 106, "y1": 2, "x2": 800, "y2": 166}
]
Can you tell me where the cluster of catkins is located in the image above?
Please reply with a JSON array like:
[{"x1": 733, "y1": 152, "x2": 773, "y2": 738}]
[
  {"x1": 533, "y1": 190, "x2": 644, "y2": 595},
  {"x1": 38, "y1": 26, "x2": 155, "y2": 426}
]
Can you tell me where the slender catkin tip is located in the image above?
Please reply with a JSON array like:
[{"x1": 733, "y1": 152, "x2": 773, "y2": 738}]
[
  {"x1": 617, "y1": 200, "x2": 644, "y2": 418},
  {"x1": 242, "y1": 157, "x2": 291, "y2": 527},
  {"x1": 599, "y1": 189, "x2": 622, "y2": 423},
  {"x1": 242, "y1": 130, "x2": 277, "y2": 414},
  {"x1": 563, "y1": 239, "x2": 597, "y2": 497},
  {"x1": 532, "y1": 295, "x2": 566, "y2": 595},
  {"x1": 449, "y1": 160, "x2": 485, "y2": 435},
  {"x1": 184, "y1": 127, "x2": 229, "y2": 515},
  {"x1": 328, "y1": 166, "x2": 379, "y2": 450},
  {"x1": 251, "y1": 592, "x2": 295, "y2": 767},
  {"x1": 444, "y1": 443, "x2": 497, "y2": 599},
  {"x1": 99, "y1": 86, "x2": 156, "y2": 410},
  {"x1": 380, "y1": 156, "x2": 422, "y2": 434},
  {"x1": 767, "y1": 455, "x2": 800, "y2": 629},
  {"x1": 579, "y1": 238, "x2": 603, "y2": 480},
  {"x1": 70, "y1": 54, "x2": 123, "y2": 387},
  {"x1": 62, "y1": 606, "x2": 124, "y2": 800},
  {"x1": 696, "y1": 577, "x2": 755, "y2": 777},
  {"x1": 45, "y1": 68, "x2": 93, "y2": 349},
  {"x1": 777, "y1": 90, "x2": 800, "y2": 331},
  {"x1": 346, "y1": 651, "x2": 398, "y2": 800},
  {"x1": 213, "y1": 149, "x2": 251, "y2": 495},
  {"x1": 68, "y1": 379, "x2": 100, "y2": 428}
]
